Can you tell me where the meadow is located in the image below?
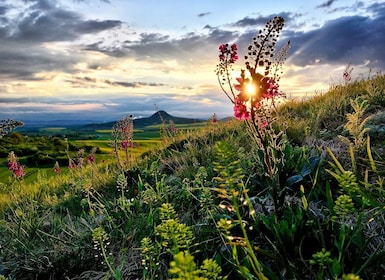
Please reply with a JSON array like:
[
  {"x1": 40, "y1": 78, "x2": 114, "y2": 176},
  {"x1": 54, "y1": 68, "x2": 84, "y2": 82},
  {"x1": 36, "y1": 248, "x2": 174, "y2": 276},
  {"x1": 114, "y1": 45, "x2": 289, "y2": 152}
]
[
  {"x1": 1, "y1": 16, "x2": 385, "y2": 280},
  {"x1": 0, "y1": 73, "x2": 384, "y2": 279}
]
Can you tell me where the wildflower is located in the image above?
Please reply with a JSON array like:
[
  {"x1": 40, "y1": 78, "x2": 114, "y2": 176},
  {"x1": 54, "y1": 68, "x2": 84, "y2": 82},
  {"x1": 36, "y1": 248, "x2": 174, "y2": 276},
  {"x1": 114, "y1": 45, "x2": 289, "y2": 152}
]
[
  {"x1": 121, "y1": 140, "x2": 134, "y2": 149},
  {"x1": 12, "y1": 165, "x2": 25, "y2": 178},
  {"x1": 7, "y1": 151, "x2": 25, "y2": 179},
  {"x1": 68, "y1": 159, "x2": 76, "y2": 169},
  {"x1": 343, "y1": 71, "x2": 351, "y2": 82},
  {"x1": 212, "y1": 113, "x2": 218, "y2": 124},
  {"x1": 121, "y1": 140, "x2": 128, "y2": 149},
  {"x1": 7, "y1": 161, "x2": 18, "y2": 171},
  {"x1": 218, "y1": 43, "x2": 238, "y2": 63},
  {"x1": 343, "y1": 63, "x2": 353, "y2": 83},
  {"x1": 261, "y1": 120, "x2": 268, "y2": 129},
  {"x1": 234, "y1": 98, "x2": 250, "y2": 120},
  {"x1": 170, "y1": 126, "x2": 178, "y2": 134},
  {"x1": 261, "y1": 77, "x2": 279, "y2": 99},
  {"x1": 234, "y1": 76, "x2": 250, "y2": 102},
  {"x1": 53, "y1": 161, "x2": 60, "y2": 174},
  {"x1": 218, "y1": 44, "x2": 227, "y2": 61},
  {"x1": 86, "y1": 154, "x2": 96, "y2": 164}
]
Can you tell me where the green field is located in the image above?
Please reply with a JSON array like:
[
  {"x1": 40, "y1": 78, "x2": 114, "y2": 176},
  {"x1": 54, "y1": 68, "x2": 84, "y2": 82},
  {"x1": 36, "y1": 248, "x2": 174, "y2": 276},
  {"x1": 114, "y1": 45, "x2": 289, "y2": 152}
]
[{"x1": 0, "y1": 122, "x2": 207, "y2": 184}]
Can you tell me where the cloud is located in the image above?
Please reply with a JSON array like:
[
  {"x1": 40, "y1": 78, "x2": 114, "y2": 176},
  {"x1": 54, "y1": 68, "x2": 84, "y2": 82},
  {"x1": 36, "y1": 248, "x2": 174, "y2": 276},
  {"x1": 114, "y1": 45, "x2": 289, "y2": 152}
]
[
  {"x1": 8, "y1": 4, "x2": 122, "y2": 42},
  {"x1": 0, "y1": 0, "x2": 122, "y2": 80},
  {"x1": 231, "y1": 12, "x2": 296, "y2": 28},
  {"x1": 139, "y1": 33, "x2": 171, "y2": 44},
  {"x1": 287, "y1": 8, "x2": 385, "y2": 69},
  {"x1": 317, "y1": 0, "x2": 338, "y2": 9},
  {"x1": 65, "y1": 76, "x2": 167, "y2": 89},
  {"x1": 197, "y1": 12, "x2": 211, "y2": 17}
]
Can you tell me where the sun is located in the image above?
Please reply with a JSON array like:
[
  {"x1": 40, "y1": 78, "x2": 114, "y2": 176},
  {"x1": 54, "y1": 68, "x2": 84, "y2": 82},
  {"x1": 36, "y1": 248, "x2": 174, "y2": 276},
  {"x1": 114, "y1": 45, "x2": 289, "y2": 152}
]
[{"x1": 245, "y1": 82, "x2": 257, "y2": 96}]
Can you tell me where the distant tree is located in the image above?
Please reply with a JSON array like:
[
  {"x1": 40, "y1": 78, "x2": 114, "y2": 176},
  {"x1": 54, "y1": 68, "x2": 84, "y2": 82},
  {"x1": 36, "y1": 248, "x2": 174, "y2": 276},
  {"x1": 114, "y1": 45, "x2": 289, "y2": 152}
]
[{"x1": 9, "y1": 132, "x2": 24, "y2": 142}]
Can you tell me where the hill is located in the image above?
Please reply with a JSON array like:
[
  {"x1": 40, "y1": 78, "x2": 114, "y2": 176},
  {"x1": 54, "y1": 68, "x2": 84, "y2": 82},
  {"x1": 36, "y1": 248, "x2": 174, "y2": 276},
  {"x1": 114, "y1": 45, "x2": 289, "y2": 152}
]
[{"x1": 80, "y1": 110, "x2": 205, "y2": 130}]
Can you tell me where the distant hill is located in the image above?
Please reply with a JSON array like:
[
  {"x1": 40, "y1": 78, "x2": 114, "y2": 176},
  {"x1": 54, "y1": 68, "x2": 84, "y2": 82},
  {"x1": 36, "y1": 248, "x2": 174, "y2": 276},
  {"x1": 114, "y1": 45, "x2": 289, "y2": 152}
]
[{"x1": 80, "y1": 111, "x2": 205, "y2": 130}]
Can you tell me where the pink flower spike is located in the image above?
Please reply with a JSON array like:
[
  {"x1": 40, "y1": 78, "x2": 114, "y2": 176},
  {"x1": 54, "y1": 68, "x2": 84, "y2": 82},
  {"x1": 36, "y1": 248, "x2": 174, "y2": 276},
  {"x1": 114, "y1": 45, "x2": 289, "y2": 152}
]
[{"x1": 13, "y1": 166, "x2": 25, "y2": 178}]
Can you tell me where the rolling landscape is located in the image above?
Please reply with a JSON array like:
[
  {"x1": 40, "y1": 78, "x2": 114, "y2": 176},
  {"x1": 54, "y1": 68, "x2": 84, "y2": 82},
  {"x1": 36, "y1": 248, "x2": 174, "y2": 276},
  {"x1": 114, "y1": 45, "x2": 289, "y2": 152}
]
[
  {"x1": 0, "y1": 111, "x2": 209, "y2": 184},
  {"x1": 1, "y1": 73, "x2": 385, "y2": 279},
  {"x1": 1, "y1": 4, "x2": 385, "y2": 280}
]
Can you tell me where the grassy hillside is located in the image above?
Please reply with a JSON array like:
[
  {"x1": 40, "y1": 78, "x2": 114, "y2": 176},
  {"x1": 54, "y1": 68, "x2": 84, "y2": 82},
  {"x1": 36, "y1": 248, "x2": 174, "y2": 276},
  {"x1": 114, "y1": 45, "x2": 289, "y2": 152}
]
[{"x1": 0, "y1": 74, "x2": 385, "y2": 279}]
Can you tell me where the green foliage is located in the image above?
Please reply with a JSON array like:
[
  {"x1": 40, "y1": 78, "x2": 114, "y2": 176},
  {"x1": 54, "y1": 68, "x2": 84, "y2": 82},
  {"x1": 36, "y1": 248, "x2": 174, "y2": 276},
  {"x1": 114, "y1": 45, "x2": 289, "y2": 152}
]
[
  {"x1": 169, "y1": 251, "x2": 203, "y2": 280},
  {"x1": 310, "y1": 248, "x2": 333, "y2": 268},
  {"x1": 169, "y1": 251, "x2": 227, "y2": 280},
  {"x1": 338, "y1": 98, "x2": 371, "y2": 152},
  {"x1": 334, "y1": 194, "x2": 355, "y2": 216},
  {"x1": 140, "y1": 203, "x2": 196, "y2": 277}
]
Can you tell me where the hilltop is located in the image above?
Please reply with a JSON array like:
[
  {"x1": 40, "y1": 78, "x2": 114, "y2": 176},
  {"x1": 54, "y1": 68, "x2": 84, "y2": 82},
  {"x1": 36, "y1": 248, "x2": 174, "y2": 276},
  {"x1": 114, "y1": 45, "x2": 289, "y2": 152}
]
[{"x1": 79, "y1": 110, "x2": 205, "y2": 130}]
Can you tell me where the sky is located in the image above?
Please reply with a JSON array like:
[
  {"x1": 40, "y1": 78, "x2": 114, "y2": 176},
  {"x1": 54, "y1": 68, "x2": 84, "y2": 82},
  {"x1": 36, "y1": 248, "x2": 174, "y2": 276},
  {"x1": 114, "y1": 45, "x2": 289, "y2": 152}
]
[{"x1": 1, "y1": 0, "x2": 385, "y2": 124}]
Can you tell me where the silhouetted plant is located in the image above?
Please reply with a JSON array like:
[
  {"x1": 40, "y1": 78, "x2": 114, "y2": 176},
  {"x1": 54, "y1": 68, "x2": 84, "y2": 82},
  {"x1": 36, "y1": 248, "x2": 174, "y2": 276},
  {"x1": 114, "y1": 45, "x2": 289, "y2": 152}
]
[
  {"x1": 216, "y1": 16, "x2": 291, "y2": 214},
  {"x1": 0, "y1": 119, "x2": 24, "y2": 139}
]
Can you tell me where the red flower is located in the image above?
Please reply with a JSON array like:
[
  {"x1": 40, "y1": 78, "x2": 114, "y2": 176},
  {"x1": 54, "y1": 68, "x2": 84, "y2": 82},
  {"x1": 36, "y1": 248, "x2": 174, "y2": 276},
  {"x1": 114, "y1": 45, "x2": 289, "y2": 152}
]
[
  {"x1": 234, "y1": 98, "x2": 250, "y2": 120},
  {"x1": 13, "y1": 166, "x2": 25, "y2": 178},
  {"x1": 234, "y1": 77, "x2": 243, "y2": 92},
  {"x1": 218, "y1": 43, "x2": 238, "y2": 63},
  {"x1": 343, "y1": 71, "x2": 351, "y2": 82},
  {"x1": 261, "y1": 120, "x2": 268, "y2": 129},
  {"x1": 121, "y1": 140, "x2": 128, "y2": 149},
  {"x1": 7, "y1": 161, "x2": 18, "y2": 171},
  {"x1": 234, "y1": 77, "x2": 249, "y2": 102},
  {"x1": 86, "y1": 154, "x2": 96, "y2": 164},
  {"x1": 261, "y1": 77, "x2": 279, "y2": 99},
  {"x1": 212, "y1": 113, "x2": 218, "y2": 123},
  {"x1": 53, "y1": 161, "x2": 60, "y2": 174},
  {"x1": 219, "y1": 44, "x2": 227, "y2": 53}
]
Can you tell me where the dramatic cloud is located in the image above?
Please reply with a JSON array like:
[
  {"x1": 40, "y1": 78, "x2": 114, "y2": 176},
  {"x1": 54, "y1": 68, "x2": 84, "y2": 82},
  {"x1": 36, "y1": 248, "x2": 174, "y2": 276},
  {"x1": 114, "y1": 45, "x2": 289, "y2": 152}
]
[
  {"x1": 288, "y1": 11, "x2": 385, "y2": 68},
  {"x1": 0, "y1": 0, "x2": 122, "y2": 80},
  {"x1": 0, "y1": 0, "x2": 384, "y2": 123}
]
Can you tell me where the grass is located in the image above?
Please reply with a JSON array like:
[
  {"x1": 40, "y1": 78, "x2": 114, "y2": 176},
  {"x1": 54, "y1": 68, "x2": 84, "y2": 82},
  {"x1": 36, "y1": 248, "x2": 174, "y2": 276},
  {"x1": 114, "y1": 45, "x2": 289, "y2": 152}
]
[{"x1": 0, "y1": 74, "x2": 385, "y2": 279}]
